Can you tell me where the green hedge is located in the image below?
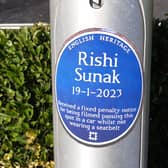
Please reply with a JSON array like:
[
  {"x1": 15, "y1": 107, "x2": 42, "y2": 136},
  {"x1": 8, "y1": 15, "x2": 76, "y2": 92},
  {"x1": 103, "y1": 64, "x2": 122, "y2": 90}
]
[
  {"x1": 149, "y1": 18, "x2": 168, "y2": 168},
  {"x1": 0, "y1": 18, "x2": 167, "y2": 167},
  {"x1": 0, "y1": 24, "x2": 53, "y2": 168}
]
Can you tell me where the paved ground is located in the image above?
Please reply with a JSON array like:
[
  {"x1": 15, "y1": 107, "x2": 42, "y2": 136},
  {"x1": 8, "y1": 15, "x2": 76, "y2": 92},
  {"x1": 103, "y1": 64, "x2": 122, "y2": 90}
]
[
  {"x1": 0, "y1": 0, "x2": 167, "y2": 24},
  {"x1": 0, "y1": 0, "x2": 49, "y2": 23},
  {"x1": 154, "y1": 0, "x2": 168, "y2": 18}
]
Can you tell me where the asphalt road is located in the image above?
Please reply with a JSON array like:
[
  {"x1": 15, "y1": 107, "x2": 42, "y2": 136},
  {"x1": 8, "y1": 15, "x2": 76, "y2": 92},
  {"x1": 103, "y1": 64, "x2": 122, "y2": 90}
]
[
  {"x1": 0, "y1": 0, "x2": 167, "y2": 24},
  {"x1": 0, "y1": 0, "x2": 49, "y2": 23},
  {"x1": 154, "y1": 0, "x2": 168, "y2": 18}
]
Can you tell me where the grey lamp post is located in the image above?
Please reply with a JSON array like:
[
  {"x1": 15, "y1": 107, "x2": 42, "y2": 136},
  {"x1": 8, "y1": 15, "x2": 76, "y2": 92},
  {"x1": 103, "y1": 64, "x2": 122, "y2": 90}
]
[{"x1": 50, "y1": 0, "x2": 153, "y2": 168}]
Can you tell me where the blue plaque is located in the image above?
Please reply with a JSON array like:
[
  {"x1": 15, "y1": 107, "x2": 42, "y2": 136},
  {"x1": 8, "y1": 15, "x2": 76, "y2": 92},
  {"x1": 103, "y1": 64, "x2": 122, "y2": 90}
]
[{"x1": 55, "y1": 29, "x2": 143, "y2": 145}]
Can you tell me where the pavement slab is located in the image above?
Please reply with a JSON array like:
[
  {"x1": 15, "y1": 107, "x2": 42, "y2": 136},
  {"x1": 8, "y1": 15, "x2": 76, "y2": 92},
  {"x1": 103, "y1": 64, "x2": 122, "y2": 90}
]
[
  {"x1": 0, "y1": 0, "x2": 167, "y2": 24},
  {"x1": 0, "y1": 0, "x2": 49, "y2": 23}
]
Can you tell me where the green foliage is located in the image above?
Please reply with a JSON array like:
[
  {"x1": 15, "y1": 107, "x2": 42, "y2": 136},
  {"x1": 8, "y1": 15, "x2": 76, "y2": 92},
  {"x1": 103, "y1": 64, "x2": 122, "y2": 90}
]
[
  {"x1": 149, "y1": 18, "x2": 168, "y2": 168},
  {"x1": 0, "y1": 24, "x2": 54, "y2": 167}
]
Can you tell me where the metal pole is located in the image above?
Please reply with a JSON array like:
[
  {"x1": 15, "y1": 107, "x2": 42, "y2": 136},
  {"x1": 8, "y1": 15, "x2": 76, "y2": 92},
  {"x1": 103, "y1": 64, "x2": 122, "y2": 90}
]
[{"x1": 50, "y1": 0, "x2": 153, "y2": 168}]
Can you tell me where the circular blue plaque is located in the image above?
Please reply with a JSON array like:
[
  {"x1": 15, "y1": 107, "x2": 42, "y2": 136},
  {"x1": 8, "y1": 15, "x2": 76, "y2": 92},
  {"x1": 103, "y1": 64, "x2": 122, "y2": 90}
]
[{"x1": 55, "y1": 29, "x2": 143, "y2": 145}]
